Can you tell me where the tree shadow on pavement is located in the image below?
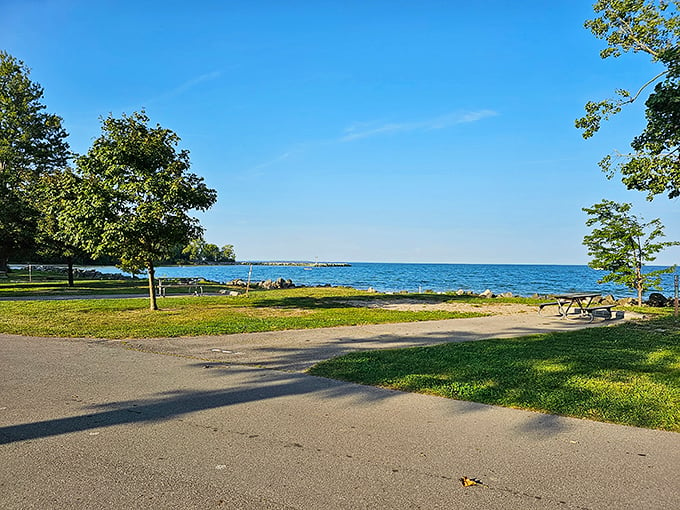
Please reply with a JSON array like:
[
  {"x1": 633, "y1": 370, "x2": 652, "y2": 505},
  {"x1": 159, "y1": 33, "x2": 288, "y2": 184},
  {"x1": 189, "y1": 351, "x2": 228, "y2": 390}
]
[{"x1": 0, "y1": 365, "x2": 426, "y2": 445}]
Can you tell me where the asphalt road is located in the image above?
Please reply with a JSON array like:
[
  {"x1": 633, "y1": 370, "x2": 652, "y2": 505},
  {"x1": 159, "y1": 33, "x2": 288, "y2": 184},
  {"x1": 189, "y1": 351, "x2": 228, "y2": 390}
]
[{"x1": 1, "y1": 315, "x2": 678, "y2": 509}]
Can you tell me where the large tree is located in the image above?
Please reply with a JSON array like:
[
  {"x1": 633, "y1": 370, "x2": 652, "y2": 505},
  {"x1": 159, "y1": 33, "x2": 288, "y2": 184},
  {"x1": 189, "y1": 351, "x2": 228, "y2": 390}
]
[
  {"x1": 583, "y1": 199, "x2": 678, "y2": 304},
  {"x1": 73, "y1": 111, "x2": 217, "y2": 310},
  {"x1": 0, "y1": 51, "x2": 70, "y2": 271},
  {"x1": 576, "y1": 1, "x2": 680, "y2": 199}
]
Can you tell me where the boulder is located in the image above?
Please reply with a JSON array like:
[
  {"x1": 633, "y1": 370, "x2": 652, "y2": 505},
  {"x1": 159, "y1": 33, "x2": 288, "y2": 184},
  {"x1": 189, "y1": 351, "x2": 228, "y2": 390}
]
[
  {"x1": 479, "y1": 289, "x2": 494, "y2": 298},
  {"x1": 617, "y1": 297, "x2": 635, "y2": 306},
  {"x1": 601, "y1": 294, "x2": 616, "y2": 305},
  {"x1": 647, "y1": 293, "x2": 668, "y2": 307},
  {"x1": 257, "y1": 278, "x2": 295, "y2": 289}
]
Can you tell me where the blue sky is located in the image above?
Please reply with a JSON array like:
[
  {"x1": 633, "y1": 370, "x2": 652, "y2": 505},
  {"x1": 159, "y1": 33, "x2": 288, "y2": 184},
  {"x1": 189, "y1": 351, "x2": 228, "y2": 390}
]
[{"x1": 3, "y1": 0, "x2": 679, "y2": 264}]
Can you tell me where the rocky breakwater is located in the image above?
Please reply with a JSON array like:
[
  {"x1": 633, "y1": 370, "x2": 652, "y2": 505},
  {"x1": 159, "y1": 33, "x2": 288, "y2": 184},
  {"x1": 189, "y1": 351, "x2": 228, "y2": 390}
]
[
  {"x1": 226, "y1": 277, "x2": 296, "y2": 290},
  {"x1": 237, "y1": 262, "x2": 350, "y2": 267}
]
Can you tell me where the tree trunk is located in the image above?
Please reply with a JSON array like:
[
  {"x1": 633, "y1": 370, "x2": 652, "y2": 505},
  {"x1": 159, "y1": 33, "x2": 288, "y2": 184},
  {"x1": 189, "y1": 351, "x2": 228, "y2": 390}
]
[
  {"x1": 147, "y1": 261, "x2": 158, "y2": 311},
  {"x1": 66, "y1": 255, "x2": 74, "y2": 287},
  {"x1": 635, "y1": 266, "x2": 643, "y2": 306},
  {"x1": 0, "y1": 247, "x2": 9, "y2": 274}
]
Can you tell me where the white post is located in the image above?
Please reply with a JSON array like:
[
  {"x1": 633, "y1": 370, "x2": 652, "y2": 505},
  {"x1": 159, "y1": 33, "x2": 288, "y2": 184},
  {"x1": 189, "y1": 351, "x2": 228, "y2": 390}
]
[
  {"x1": 674, "y1": 274, "x2": 678, "y2": 318},
  {"x1": 246, "y1": 264, "x2": 253, "y2": 297}
]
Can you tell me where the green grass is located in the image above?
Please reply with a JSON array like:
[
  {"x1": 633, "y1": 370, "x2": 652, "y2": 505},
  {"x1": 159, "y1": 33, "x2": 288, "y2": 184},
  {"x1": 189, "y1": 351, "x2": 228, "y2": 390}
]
[
  {"x1": 0, "y1": 270, "x2": 234, "y2": 297},
  {"x1": 309, "y1": 316, "x2": 680, "y2": 431},
  {"x1": 0, "y1": 286, "x2": 487, "y2": 338}
]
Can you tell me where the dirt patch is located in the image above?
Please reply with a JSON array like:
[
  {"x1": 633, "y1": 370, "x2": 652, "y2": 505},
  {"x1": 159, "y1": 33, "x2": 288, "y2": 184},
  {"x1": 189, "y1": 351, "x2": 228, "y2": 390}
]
[{"x1": 341, "y1": 299, "x2": 534, "y2": 315}]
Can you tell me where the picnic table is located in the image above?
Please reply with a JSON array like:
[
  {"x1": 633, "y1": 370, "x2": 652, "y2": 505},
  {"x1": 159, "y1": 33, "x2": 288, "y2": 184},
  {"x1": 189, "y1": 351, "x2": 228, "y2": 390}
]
[
  {"x1": 538, "y1": 292, "x2": 616, "y2": 322},
  {"x1": 156, "y1": 278, "x2": 204, "y2": 297}
]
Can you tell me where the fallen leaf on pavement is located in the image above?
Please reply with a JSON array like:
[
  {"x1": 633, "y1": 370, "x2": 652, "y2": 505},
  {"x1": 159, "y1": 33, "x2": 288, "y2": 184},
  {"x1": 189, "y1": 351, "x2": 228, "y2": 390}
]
[{"x1": 460, "y1": 476, "x2": 484, "y2": 487}]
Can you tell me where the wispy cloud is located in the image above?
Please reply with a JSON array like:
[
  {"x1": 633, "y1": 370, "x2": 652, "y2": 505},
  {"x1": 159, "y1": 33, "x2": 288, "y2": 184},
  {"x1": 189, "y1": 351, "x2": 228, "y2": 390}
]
[
  {"x1": 340, "y1": 110, "x2": 498, "y2": 142},
  {"x1": 249, "y1": 151, "x2": 291, "y2": 174},
  {"x1": 142, "y1": 70, "x2": 223, "y2": 105},
  {"x1": 236, "y1": 109, "x2": 499, "y2": 179}
]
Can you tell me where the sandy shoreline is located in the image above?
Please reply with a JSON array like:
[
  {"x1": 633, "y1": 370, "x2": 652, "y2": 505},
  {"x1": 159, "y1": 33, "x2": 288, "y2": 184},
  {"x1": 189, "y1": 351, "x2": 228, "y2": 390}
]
[{"x1": 340, "y1": 299, "x2": 535, "y2": 315}]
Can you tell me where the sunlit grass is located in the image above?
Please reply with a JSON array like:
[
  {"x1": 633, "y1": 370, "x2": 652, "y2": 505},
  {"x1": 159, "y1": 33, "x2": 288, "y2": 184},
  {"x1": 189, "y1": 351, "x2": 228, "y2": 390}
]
[
  {"x1": 0, "y1": 287, "x2": 487, "y2": 338},
  {"x1": 309, "y1": 317, "x2": 680, "y2": 431}
]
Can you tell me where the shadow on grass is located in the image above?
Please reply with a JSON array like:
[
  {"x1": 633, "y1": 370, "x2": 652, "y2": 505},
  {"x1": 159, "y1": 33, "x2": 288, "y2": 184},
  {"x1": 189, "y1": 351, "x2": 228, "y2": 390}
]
[
  {"x1": 308, "y1": 319, "x2": 680, "y2": 431},
  {"x1": 0, "y1": 279, "x2": 148, "y2": 297},
  {"x1": 244, "y1": 291, "x2": 536, "y2": 310}
]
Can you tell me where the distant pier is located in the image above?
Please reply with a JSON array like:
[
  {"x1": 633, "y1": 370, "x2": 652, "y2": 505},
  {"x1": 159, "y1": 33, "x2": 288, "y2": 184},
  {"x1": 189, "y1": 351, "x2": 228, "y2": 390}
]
[{"x1": 237, "y1": 261, "x2": 351, "y2": 267}]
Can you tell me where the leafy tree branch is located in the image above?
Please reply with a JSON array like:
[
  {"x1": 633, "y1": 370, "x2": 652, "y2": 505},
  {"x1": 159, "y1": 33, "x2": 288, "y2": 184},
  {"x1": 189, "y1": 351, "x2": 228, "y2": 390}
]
[{"x1": 576, "y1": 1, "x2": 680, "y2": 200}]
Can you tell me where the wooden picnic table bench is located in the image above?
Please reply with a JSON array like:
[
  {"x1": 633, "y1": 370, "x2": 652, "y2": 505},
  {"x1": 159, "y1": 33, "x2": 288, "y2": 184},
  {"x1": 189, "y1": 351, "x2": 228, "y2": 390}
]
[
  {"x1": 156, "y1": 278, "x2": 203, "y2": 297},
  {"x1": 538, "y1": 293, "x2": 616, "y2": 323},
  {"x1": 584, "y1": 304, "x2": 616, "y2": 320},
  {"x1": 538, "y1": 299, "x2": 570, "y2": 313}
]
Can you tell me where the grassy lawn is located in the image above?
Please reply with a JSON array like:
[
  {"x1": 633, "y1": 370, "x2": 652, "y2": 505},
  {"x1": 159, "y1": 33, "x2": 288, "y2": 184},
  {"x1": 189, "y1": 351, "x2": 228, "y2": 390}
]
[
  {"x1": 309, "y1": 315, "x2": 680, "y2": 431},
  {"x1": 0, "y1": 286, "x2": 488, "y2": 338}
]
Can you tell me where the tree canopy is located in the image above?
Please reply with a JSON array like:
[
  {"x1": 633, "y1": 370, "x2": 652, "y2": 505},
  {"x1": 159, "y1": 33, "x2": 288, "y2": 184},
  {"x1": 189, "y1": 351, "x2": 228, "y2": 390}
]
[
  {"x1": 72, "y1": 111, "x2": 217, "y2": 309},
  {"x1": 583, "y1": 199, "x2": 678, "y2": 304},
  {"x1": 181, "y1": 239, "x2": 236, "y2": 264},
  {"x1": 0, "y1": 51, "x2": 70, "y2": 271},
  {"x1": 576, "y1": 1, "x2": 680, "y2": 199},
  {"x1": 34, "y1": 167, "x2": 87, "y2": 286}
]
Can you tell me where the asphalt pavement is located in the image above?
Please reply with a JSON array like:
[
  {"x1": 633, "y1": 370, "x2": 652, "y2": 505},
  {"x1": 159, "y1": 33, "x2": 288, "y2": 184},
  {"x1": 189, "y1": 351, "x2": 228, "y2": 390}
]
[{"x1": 1, "y1": 313, "x2": 678, "y2": 509}]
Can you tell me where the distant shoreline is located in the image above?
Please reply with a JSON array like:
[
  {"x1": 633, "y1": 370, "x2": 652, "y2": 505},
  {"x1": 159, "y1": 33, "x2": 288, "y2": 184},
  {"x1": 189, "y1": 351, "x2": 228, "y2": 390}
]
[
  {"x1": 10, "y1": 261, "x2": 352, "y2": 268},
  {"x1": 234, "y1": 262, "x2": 351, "y2": 267}
]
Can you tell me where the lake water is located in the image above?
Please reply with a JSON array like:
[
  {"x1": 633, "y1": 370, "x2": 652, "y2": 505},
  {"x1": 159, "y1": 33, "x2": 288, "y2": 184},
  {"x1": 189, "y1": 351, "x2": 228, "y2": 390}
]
[{"x1": 84, "y1": 262, "x2": 679, "y2": 298}]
